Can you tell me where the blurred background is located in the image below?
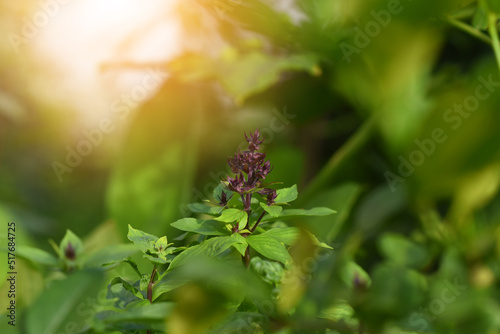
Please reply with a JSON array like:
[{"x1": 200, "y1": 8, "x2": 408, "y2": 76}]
[{"x1": 1, "y1": 0, "x2": 500, "y2": 333}]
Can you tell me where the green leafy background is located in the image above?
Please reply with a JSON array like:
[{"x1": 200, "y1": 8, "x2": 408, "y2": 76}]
[{"x1": 1, "y1": 0, "x2": 500, "y2": 333}]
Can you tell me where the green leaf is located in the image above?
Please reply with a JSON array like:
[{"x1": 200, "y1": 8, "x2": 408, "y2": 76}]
[
  {"x1": 187, "y1": 202, "x2": 224, "y2": 215},
  {"x1": 213, "y1": 184, "x2": 231, "y2": 202},
  {"x1": 59, "y1": 230, "x2": 83, "y2": 259},
  {"x1": 246, "y1": 234, "x2": 291, "y2": 264},
  {"x1": 83, "y1": 244, "x2": 139, "y2": 268},
  {"x1": 152, "y1": 274, "x2": 187, "y2": 301},
  {"x1": 168, "y1": 236, "x2": 243, "y2": 270},
  {"x1": 106, "y1": 82, "x2": 203, "y2": 237},
  {"x1": 216, "y1": 208, "x2": 247, "y2": 223},
  {"x1": 168, "y1": 52, "x2": 318, "y2": 103},
  {"x1": 26, "y1": 269, "x2": 105, "y2": 334},
  {"x1": 486, "y1": 0, "x2": 500, "y2": 14},
  {"x1": 305, "y1": 183, "x2": 362, "y2": 242},
  {"x1": 260, "y1": 227, "x2": 333, "y2": 249},
  {"x1": 187, "y1": 202, "x2": 212, "y2": 214},
  {"x1": 378, "y1": 233, "x2": 430, "y2": 269},
  {"x1": 155, "y1": 236, "x2": 172, "y2": 251},
  {"x1": 171, "y1": 218, "x2": 230, "y2": 236},
  {"x1": 250, "y1": 256, "x2": 285, "y2": 285},
  {"x1": 143, "y1": 254, "x2": 169, "y2": 264},
  {"x1": 109, "y1": 277, "x2": 143, "y2": 299},
  {"x1": 262, "y1": 207, "x2": 336, "y2": 222},
  {"x1": 127, "y1": 225, "x2": 157, "y2": 253},
  {"x1": 139, "y1": 273, "x2": 150, "y2": 292},
  {"x1": 15, "y1": 246, "x2": 59, "y2": 267},
  {"x1": 259, "y1": 202, "x2": 282, "y2": 217},
  {"x1": 306, "y1": 231, "x2": 334, "y2": 249},
  {"x1": 340, "y1": 261, "x2": 372, "y2": 288},
  {"x1": 209, "y1": 206, "x2": 225, "y2": 215},
  {"x1": 107, "y1": 302, "x2": 173, "y2": 321},
  {"x1": 260, "y1": 227, "x2": 300, "y2": 245},
  {"x1": 231, "y1": 233, "x2": 248, "y2": 256},
  {"x1": 473, "y1": 2, "x2": 489, "y2": 30},
  {"x1": 275, "y1": 184, "x2": 298, "y2": 203}
]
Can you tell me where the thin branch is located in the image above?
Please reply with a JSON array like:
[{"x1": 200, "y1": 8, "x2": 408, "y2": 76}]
[
  {"x1": 445, "y1": 17, "x2": 492, "y2": 45},
  {"x1": 299, "y1": 116, "x2": 377, "y2": 204},
  {"x1": 488, "y1": 13, "x2": 500, "y2": 74},
  {"x1": 146, "y1": 265, "x2": 158, "y2": 334},
  {"x1": 250, "y1": 211, "x2": 266, "y2": 233}
]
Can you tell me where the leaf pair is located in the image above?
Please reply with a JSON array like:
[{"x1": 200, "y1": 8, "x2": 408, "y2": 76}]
[{"x1": 127, "y1": 225, "x2": 178, "y2": 264}]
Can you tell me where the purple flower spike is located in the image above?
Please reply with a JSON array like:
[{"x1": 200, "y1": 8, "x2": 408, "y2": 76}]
[
  {"x1": 225, "y1": 130, "x2": 275, "y2": 210},
  {"x1": 245, "y1": 130, "x2": 264, "y2": 152}
]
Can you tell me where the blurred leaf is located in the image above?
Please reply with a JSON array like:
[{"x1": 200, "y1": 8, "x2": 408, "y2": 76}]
[
  {"x1": 473, "y1": 2, "x2": 489, "y2": 30},
  {"x1": 83, "y1": 220, "x2": 123, "y2": 255},
  {"x1": 83, "y1": 244, "x2": 139, "y2": 268},
  {"x1": 262, "y1": 207, "x2": 336, "y2": 222},
  {"x1": 26, "y1": 269, "x2": 105, "y2": 334},
  {"x1": 278, "y1": 230, "x2": 317, "y2": 313},
  {"x1": 15, "y1": 246, "x2": 58, "y2": 267},
  {"x1": 152, "y1": 274, "x2": 187, "y2": 301},
  {"x1": 96, "y1": 302, "x2": 173, "y2": 332},
  {"x1": 187, "y1": 202, "x2": 219, "y2": 215},
  {"x1": 354, "y1": 185, "x2": 407, "y2": 235},
  {"x1": 246, "y1": 234, "x2": 291, "y2": 264},
  {"x1": 168, "y1": 52, "x2": 319, "y2": 104},
  {"x1": 320, "y1": 301, "x2": 358, "y2": 328},
  {"x1": 199, "y1": 0, "x2": 297, "y2": 46},
  {"x1": 167, "y1": 257, "x2": 272, "y2": 334},
  {"x1": 448, "y1": 163, "x2": 500, "y2": 224},
  {"x1": 171, "y1": 218, "x2": 230, "y2": 236},
  {"x1": 362, "y1": 264, "x2": 426, "y2": 318},
  {"x1": 59, "y1": 230, "x2": 83, "y2": 259},
  {"x1": 109, "y1": 276, "x2": 143, "y2": 300},
  {"x1": 486, "y1": 0, "x2": 500, "y2": 14},
  {"x1": 340, "y1": 261, "x2": 372, "y2": 288},
  {"x1": 261, "y1": 227, "x2": 333, "y2": 249},
  {"x1": 107, "y1": 80, "x2": 213, "y2": 238},
  {"x1": 306, "y1": 183, "x2": 363, "y2": 242},
  {"x1": 378, "y1": 233, "x2": 430, "y2": 269},
  {"x1": 104, "y1": 301, "x2": 173, "y2": 321},
  {"x1": 169, "y1": 257, "x2": 270, "y2": 301},
  {"x1": 0, "y1": 91, "x2": 26, "y2": 123},
  {"x1": 250, "y1": 256, "x2": 285, "y2": 285}
]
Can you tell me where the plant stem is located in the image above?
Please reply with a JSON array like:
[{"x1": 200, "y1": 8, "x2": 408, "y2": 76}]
[
  {"x1": 445, "y1": 17, "x2": 492, "y2": 45},
  {"x1": 146, "y1": 265, "x2": 158, "y2": 334},
  {"x1": 243, "y1": 246, "x2": 250, "y2": 268},
  {"x1": 299, "y1": 116, "x2": 377, "y2": 204},
  {"x1": 147, "y1": 265, "x2": 157, "y2": 303},
  {"x1": 488, "y1": 13, "x2": 500, "y2": 74},
  {"x1": 250, "y1": 211, "x2": 266, "y2": 233}
]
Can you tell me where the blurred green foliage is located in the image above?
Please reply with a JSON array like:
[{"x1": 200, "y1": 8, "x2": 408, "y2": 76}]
[{"x1": 2, "y1": 0, "x2": 500, "y2": 333}]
